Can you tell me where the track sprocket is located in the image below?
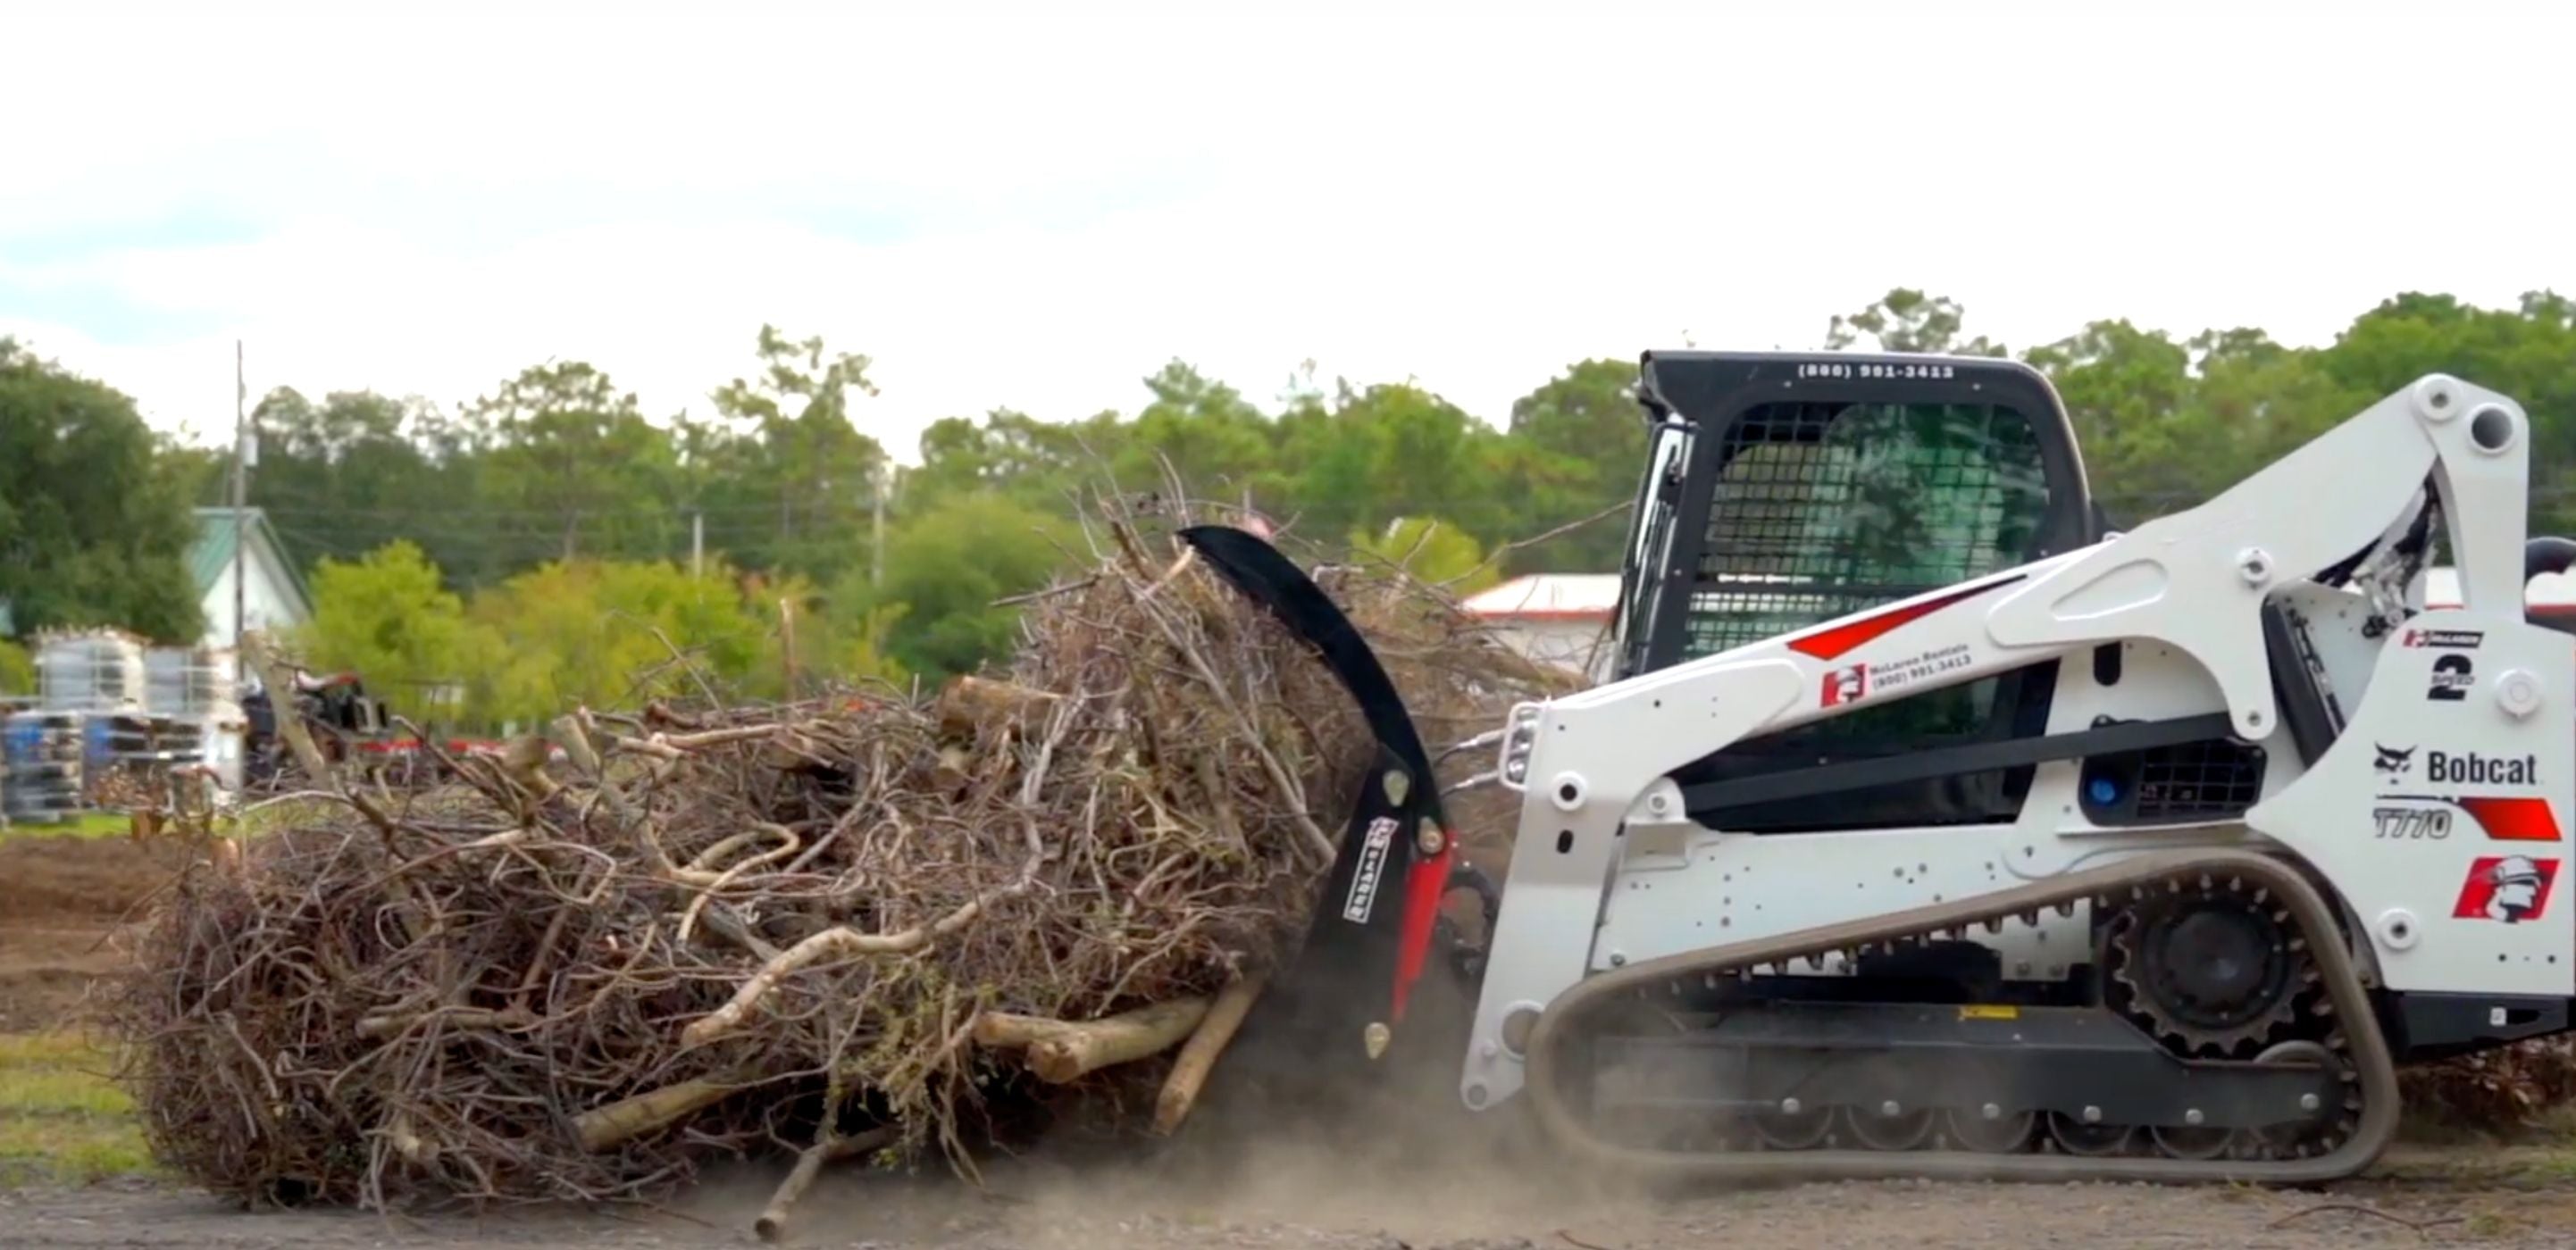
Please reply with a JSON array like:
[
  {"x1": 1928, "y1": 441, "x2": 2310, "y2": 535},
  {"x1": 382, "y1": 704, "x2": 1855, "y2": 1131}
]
[{"x1": 2102, "y1": 873, "x2": 2310, "y2": 1059}]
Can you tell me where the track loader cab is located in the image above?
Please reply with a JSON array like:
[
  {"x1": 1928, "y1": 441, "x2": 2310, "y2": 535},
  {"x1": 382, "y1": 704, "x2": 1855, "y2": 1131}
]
[{"x1": 1608, "y1": 352, "x2": 2107, "y2": 832}]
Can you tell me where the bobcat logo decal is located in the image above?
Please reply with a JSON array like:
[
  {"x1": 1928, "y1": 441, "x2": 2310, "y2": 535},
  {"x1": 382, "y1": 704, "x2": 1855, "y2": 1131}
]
[{"x1": 2374, "y1": 744, "x2": 2416, "y2": 778}]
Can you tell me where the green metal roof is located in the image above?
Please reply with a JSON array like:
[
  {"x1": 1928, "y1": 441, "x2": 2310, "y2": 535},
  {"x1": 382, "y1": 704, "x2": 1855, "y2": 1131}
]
[{"x1": 189, "y1": 507, "x2": 316, "y2": 621}]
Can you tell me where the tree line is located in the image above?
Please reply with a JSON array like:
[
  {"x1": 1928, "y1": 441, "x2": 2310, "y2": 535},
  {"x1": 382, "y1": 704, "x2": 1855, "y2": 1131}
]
[{"x1": 4, "y1": 287, "x2": 2574, "y2": 731}]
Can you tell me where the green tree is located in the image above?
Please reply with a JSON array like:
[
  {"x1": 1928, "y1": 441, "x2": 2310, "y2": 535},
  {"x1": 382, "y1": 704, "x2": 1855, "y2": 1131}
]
[
  {"x1": 1273, "y1": 379, "x2": 1505, "y2": 546},
  {"x1": 2316, "y1": 291, "x2": 2576, "y2": 531},
  {"x1": 1502, "y1": 359, "x2": 1650, "y2": 572},
  {"x1": 1351, "y1": 516, "x2": 1502, "y2": 594},
  {"x1": 0, "y1": 338, "x2": 205, "y2": 642},
  {"x1": 466, "y1": 362, "x2": 682, "y2": 565},
  {"x1": 841, "y1": 493, "x2": 1078, "y2": 679},
  {"x1": 706, "y1": 325, "x2": 890, "y2": 583},
  {"x1": 0, "y1": 639, "x2": 31, "y2": 694},
  {"x1": 1108, "y1": 361, "x2": 1281, "y2": 501},
  {"x1": 468, "y1": 558, "x2": 776, "y2": 725},
  {"x1": 241, "y1": 388, "x2": 471, "y2": 580},
  {"x1": 1826, "y1": 288, "x2": 2008, "y2": 357},
  {"x1": 291, "y1": 540, "x2": 485, "y2": 728}
]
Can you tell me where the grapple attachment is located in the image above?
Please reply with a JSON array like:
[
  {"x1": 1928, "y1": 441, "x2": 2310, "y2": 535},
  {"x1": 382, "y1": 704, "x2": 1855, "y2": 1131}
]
[{"x1": 1173, "y1": 525, "x2": 1467, "y2": 1087}]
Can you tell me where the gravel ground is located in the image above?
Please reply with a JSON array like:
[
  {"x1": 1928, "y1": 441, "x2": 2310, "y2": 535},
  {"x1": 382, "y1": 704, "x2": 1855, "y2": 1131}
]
[{"x1": 8, "y1": 1147, "x2": 2576, "y2": 1250}]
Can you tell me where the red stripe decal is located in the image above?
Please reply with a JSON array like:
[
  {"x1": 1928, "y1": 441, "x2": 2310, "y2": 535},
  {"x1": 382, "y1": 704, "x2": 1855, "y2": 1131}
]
[
  {"x1": 1390, "y1": 835, "x2": 1454, "y2": 1025},
  {"x1": 2462, "y1": 796, "x2": 2564, "y2": 842},
  {"x1": 1786, "y1": 575, "x2": 2027, "y2": 661}
]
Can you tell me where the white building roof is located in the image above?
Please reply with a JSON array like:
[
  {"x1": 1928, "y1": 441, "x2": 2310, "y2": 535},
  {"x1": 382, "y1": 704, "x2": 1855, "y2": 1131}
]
[{"x1": 1461, "y1": 574, "x2": 1624, "y2": 621}]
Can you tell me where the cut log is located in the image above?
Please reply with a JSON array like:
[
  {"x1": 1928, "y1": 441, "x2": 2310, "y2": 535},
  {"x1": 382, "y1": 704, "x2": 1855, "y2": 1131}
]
[
  {"x1": 1152, "y1": 974, "x2": 1266, "y2": 1134},
  {"x1": 974, "y1": 997, "x2": 1212, "y2": 1083},
  {"x1": 573, "y1": 1071, "x2": 755, "y2": 1152},
  {"x1": 935, "y1": 675, "x2": 1062, "y2": 738}
]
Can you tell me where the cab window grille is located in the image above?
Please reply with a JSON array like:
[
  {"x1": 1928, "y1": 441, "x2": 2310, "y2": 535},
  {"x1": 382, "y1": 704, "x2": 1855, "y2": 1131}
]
[{"x1": 1685, "y1": 401, "x2": 2052, "y2": 740}]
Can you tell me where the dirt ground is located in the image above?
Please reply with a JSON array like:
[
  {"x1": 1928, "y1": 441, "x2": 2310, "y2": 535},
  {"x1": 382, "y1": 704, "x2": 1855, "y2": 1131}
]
[
  {"x1": 7, "y1": 1146, "x2": 2576, "y2": 1250},
  {"x1": 0, "y1": 833, "x2": 188, "y2": 1032},
  {"x1": 7, "y1": 831, "x2": 2576, "y2": 1249}
]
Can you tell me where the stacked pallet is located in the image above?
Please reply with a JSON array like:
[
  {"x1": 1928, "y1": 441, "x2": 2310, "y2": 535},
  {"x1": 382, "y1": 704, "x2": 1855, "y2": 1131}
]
[
  {"x1": 81, "y1": 712, "x2": 207, "y2": 804},
  {"x1": 2, "y1": 710, "x2": 86, "y2": 825},
  {"x1": 35, "y1": 629, "x2": 149, "y2": 712}
]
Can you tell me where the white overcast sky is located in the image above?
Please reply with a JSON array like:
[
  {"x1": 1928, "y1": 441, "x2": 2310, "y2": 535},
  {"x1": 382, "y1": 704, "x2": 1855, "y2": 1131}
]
[{"x1": 2, "y1": 1, "x2": 2567, "y2": 463}]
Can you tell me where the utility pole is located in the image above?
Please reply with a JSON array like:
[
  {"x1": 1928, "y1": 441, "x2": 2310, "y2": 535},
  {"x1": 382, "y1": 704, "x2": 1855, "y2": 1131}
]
[
  {"x1": 690, "y1": 508, "x2": 705, "y2": 579},
  {"x1": 870, "y1": 461, "x2": 887, "y2": 588},
  {"x1": 230, "y1": 340, "x2": 249, "y2": 687}
]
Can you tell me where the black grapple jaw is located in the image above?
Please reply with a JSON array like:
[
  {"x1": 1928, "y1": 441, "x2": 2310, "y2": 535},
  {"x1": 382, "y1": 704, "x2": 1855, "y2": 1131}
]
[{"x1": 1171, "y1": 525, "x2": 1471, "y2": 1109}]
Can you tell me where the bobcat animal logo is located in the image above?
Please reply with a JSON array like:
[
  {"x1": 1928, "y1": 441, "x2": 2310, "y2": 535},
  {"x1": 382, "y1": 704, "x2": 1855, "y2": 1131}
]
[{"x1": 2374, "y1": 744, "x2": 2416, "y2": 777}]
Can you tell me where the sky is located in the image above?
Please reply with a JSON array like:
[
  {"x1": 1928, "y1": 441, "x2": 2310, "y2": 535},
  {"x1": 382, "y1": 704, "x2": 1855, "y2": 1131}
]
[{"x1": 4, "y1": 1, "x2": 2570, "y2": 464}]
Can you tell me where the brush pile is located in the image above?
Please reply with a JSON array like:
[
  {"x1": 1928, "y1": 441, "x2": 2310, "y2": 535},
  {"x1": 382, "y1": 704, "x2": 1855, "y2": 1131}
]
[
  {"x1": 98, "y1": 506, "x2": 1585, "y2": 1221},
  {"x1": 2405, "y1": 1037, "x2": 2576, "y2": 1132}
]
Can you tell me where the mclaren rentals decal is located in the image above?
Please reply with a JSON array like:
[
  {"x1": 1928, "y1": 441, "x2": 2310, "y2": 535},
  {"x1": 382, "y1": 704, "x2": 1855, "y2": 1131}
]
[
  {"x1": 1819, "y1": 644, "x2": 1972, "y2": 707},
  {"x1": 2371, "y1": 746, "x2": 2541, "y2": 788},
  {"x1": 2453, "y1": 855, "x2": 2559, "y2": 923},
  {"x1": 2374, "y1": 795, "x2": 2562, "y2": 842},
  {"x1": 1795, "y1": 574, "x2": 2025, "y2": 706},
  {"x1": 1342, "y1": 815, "x2": 1400, "y2": 923},
  {"x1": 2403, "y1": 627, "x2": 2484, "y2": 650}
]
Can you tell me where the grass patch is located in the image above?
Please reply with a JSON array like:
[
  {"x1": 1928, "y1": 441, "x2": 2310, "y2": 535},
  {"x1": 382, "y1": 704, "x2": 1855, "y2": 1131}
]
[
  {"x1": 2375, "y1": 1143, "x2": 2576, "y2": 1189},
  {"x1": 1, "y1": 793, "x2": 334, "y2": 846},
  {"x1": 0, "y1": 812, "x2": 134, "y2": 843},
  {"x1": 0, "y1": 1031, "x2": 157, "y2": 1187}
]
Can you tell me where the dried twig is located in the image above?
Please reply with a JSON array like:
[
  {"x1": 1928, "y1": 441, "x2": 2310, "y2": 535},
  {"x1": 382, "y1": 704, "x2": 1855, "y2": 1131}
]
[
  {"x1": 755, "y1": 1123, "x2": 897, "y2": 1242},
  {"x1": 1437, "y1": 497, "x2": 1635, "y2": 589},
  {"x1": 2267, "y1": 1204, "x2": 2464, "y2": 1234}
]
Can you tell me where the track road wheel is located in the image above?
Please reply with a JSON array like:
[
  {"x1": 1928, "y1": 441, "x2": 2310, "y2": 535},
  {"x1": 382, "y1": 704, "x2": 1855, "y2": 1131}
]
[
  {"x1": 2151, "y1": 1125, "x2": 2237, "y2": 1160},
  {"x1": 2045, "y1": 1112, "x2": 2136, "y2": 1157},
  {"x1": 1942, "y1": 1104, "x2": 2037, "y2": 1154},
  {"x1": 1844, "y1": 1102, "x2": 1937, "y2": 1152},
  {"x1": 1753, "y1": 1100, "x2": 1834, "y2": 1150}
]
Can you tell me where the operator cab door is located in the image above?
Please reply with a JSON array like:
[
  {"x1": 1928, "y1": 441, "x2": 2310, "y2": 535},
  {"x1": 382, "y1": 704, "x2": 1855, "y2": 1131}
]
[{"x1": 1614, "y1": 352, "x2": 2100, "y2": 832}]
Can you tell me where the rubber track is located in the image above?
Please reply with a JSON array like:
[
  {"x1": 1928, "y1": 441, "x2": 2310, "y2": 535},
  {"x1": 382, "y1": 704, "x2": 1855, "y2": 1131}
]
[{"x1": 1518, "y1": 846, "x2": 2400, "y2": 1185}]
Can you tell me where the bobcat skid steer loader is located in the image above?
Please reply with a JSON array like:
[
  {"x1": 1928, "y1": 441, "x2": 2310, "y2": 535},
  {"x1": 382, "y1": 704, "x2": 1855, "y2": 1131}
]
[{"x1": 1173, "y1": 353, "x2": 2576, "y2": 1187}]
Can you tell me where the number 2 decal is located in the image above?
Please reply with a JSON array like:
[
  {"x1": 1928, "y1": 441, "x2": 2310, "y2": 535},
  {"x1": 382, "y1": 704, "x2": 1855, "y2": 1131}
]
[{"x1": 2428, "y1": 654, "x2": 2474, "y2": 702}]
